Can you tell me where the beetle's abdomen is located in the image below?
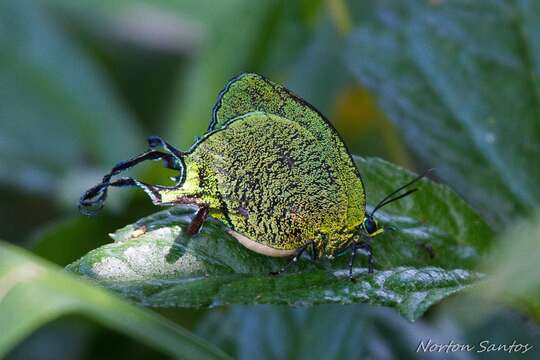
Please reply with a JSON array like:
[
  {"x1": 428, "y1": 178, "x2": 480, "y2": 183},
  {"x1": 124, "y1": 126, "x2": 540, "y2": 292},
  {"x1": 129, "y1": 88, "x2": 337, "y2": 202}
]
[{"x1": 191, "y1": 113, "x2": 363, "y2": 250}]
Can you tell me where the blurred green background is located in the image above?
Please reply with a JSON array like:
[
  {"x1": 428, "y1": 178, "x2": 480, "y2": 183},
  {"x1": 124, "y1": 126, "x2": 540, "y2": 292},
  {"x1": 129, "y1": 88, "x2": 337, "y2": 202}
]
[
  {"x1": 2, "y1": 0, "x2": 540, "y2": 359},
  {"x1": 0, "y1": 0, "x2": 413, "y2": 245}
]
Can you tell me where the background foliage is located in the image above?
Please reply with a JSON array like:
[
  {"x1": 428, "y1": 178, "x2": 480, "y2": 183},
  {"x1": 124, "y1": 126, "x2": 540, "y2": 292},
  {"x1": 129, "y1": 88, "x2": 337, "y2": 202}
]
[{"x1": 1, "y1": 0, "x2": 540, "y2": 359}]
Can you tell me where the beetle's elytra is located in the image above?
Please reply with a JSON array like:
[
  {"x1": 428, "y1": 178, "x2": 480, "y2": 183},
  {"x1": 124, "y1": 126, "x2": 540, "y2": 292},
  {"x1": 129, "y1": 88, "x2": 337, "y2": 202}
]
[{"x1": 80, "y1": 73, "x2": 425, "y2": 279}]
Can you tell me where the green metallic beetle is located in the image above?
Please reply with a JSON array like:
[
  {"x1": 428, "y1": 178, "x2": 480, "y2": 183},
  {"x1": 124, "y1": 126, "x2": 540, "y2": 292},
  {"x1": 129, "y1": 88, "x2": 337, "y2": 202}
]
[{"x1": 80, "y1": 73, "x2": 424, "y2": 279}]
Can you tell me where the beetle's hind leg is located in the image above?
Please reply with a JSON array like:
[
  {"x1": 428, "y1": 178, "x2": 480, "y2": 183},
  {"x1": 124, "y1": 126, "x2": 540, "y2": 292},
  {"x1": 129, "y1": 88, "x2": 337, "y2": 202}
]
[
  {"x1": 147, "y1": 136, "x2": 184, "y2": 158},
  {"x1": 79, "y1": 147, "x2": 183, "y2": 215},
  {"x1": 270, "y1": 240, "x2": 315, "y2": 276},
  {"x1": 187, "y1": 204, "x2": 210, "y2": 235},
  {"x1": 146, "y1": 136, "x2": 186, "y2": 182},
  {"x1": 147, "y1": 136, "x2": 210, "y2": 236}
]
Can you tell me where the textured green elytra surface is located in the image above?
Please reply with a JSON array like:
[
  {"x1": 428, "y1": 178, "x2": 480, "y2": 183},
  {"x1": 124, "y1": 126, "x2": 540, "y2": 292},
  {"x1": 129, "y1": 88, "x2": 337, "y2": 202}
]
[
  {"x1": 163, "y1": 112, "x2": 364, "y2": 255},
  {"x1": 68, "y1": 157, "x2": 491, "y2": 321},
  {"x1": 158, "y1": 73, "x2": 365, "y2": 256}
]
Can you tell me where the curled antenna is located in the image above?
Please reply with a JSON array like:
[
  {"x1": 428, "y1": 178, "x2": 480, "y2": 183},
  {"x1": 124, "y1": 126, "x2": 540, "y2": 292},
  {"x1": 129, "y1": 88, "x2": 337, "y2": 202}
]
[{"x1": 370, "y1": 169, "x2": 432, "y2": 217}]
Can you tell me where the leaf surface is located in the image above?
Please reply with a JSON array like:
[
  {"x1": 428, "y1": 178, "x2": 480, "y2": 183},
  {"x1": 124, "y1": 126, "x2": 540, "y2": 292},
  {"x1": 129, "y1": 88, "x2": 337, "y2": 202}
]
[
  {"x1": 68, "y1": 157, "x2": 490, "y2": 321},
  {"x1": 0, "y1": 241, "x2": 231, "y2": 359}
]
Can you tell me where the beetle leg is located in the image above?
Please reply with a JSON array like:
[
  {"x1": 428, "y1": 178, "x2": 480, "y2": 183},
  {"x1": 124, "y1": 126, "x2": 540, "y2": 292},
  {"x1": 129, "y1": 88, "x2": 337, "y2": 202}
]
[
  {"x1": 348, "y1": 243, "x2": 358, "y2": 281},
  {"x1": 358, "y1": 239, "x2": 374, "y2": 274},
  {"x1": 146, "y1": 136, "x2": 188, "y2": 184},
  {"x1": 147, "y1": 136, "x2": 185, "y2": 161},
  {"x1": 79, "y1": 177, "x2": 168, "y2": 215},
  {"x1": 187, "y1": 204, "x2": 210, "y2": 236},
  {"x1": 79, "y1": 149, "x2": 181, "y2": 215},
  {"x1": 348, "y1": 238, "x2": 374, "y2": 281},
  {"x1": 309, "y1": 240, "x2": 317, "y2": 261},
  {"x1": 270, "y1": 240, "x2": 314, "y2": 276},
  {"x1": 108, "y1": 149, "x2": 181, "y2": 178}
]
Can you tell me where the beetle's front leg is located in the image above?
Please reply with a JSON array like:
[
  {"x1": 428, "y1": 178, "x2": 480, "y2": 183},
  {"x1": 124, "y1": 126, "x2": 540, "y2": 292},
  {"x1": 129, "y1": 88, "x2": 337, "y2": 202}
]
[
  {"x1": 348, "y1": 243, "x2": 358, "y2": 281},
  {"x1": 364, "y1": 241, "x2": 374, "y2": 274},
  {"x1": 348, "y1": 238, "x2": 374, "y2": 281},
  {"x1": 187, "y1": 204, "x2": 209, "y2": 236}
]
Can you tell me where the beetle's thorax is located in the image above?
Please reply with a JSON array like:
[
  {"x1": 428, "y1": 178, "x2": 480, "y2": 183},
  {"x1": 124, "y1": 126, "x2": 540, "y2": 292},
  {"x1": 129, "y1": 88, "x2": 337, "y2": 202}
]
[{"x1": 159, "y1": 157, "x2": 222, "y2": 209}]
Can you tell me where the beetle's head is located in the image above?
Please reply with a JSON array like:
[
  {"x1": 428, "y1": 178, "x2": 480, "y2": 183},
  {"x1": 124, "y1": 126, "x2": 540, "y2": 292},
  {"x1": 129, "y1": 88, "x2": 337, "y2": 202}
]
[
  {"x1": 362, "y1": 170, "x2": 431, "y2": 236},
  {"x1": 362, "y1": 216, "x2": 384, "y2": 237}
]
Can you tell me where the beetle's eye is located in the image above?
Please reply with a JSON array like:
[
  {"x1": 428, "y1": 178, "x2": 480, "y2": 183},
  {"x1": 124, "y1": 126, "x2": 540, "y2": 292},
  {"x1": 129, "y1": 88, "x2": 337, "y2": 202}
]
[{"x1": 364, "y1": 218, "x2": 377, "y2": 234}]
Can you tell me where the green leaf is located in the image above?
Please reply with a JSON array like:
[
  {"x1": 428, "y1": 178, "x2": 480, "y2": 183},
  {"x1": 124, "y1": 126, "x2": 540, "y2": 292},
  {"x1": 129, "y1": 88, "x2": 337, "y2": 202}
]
[
  {"x1": 0, "y1": 241, "x2": 231, "y2": 359},
  {"x1": 198, "y1": 306, "x2": 444, "y2": 360},
  {"x1": 195, "y1": 304, "x2": 540, "y2": 360},
  {"x1": 345, "y1": 0, "x2": 540, "y2": 226},
  {"x1": 0, "y1": 0, "x2": 141, "y2": 195},
  {"x1": 476, "y1": 213, "x2": 540, "y2": 323},
  {"x1": 196, "y1": 302, "x2": 540, "y2": 359},
  {"x1": 30, "y1": 216, "x2": 130, "y2": 266},
  {"x1": 29, "y1": 198, "x2": 158, "y2": 266},
  {"x1": 67, "y1": 157, "x2": 490, "y2": 321}
]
